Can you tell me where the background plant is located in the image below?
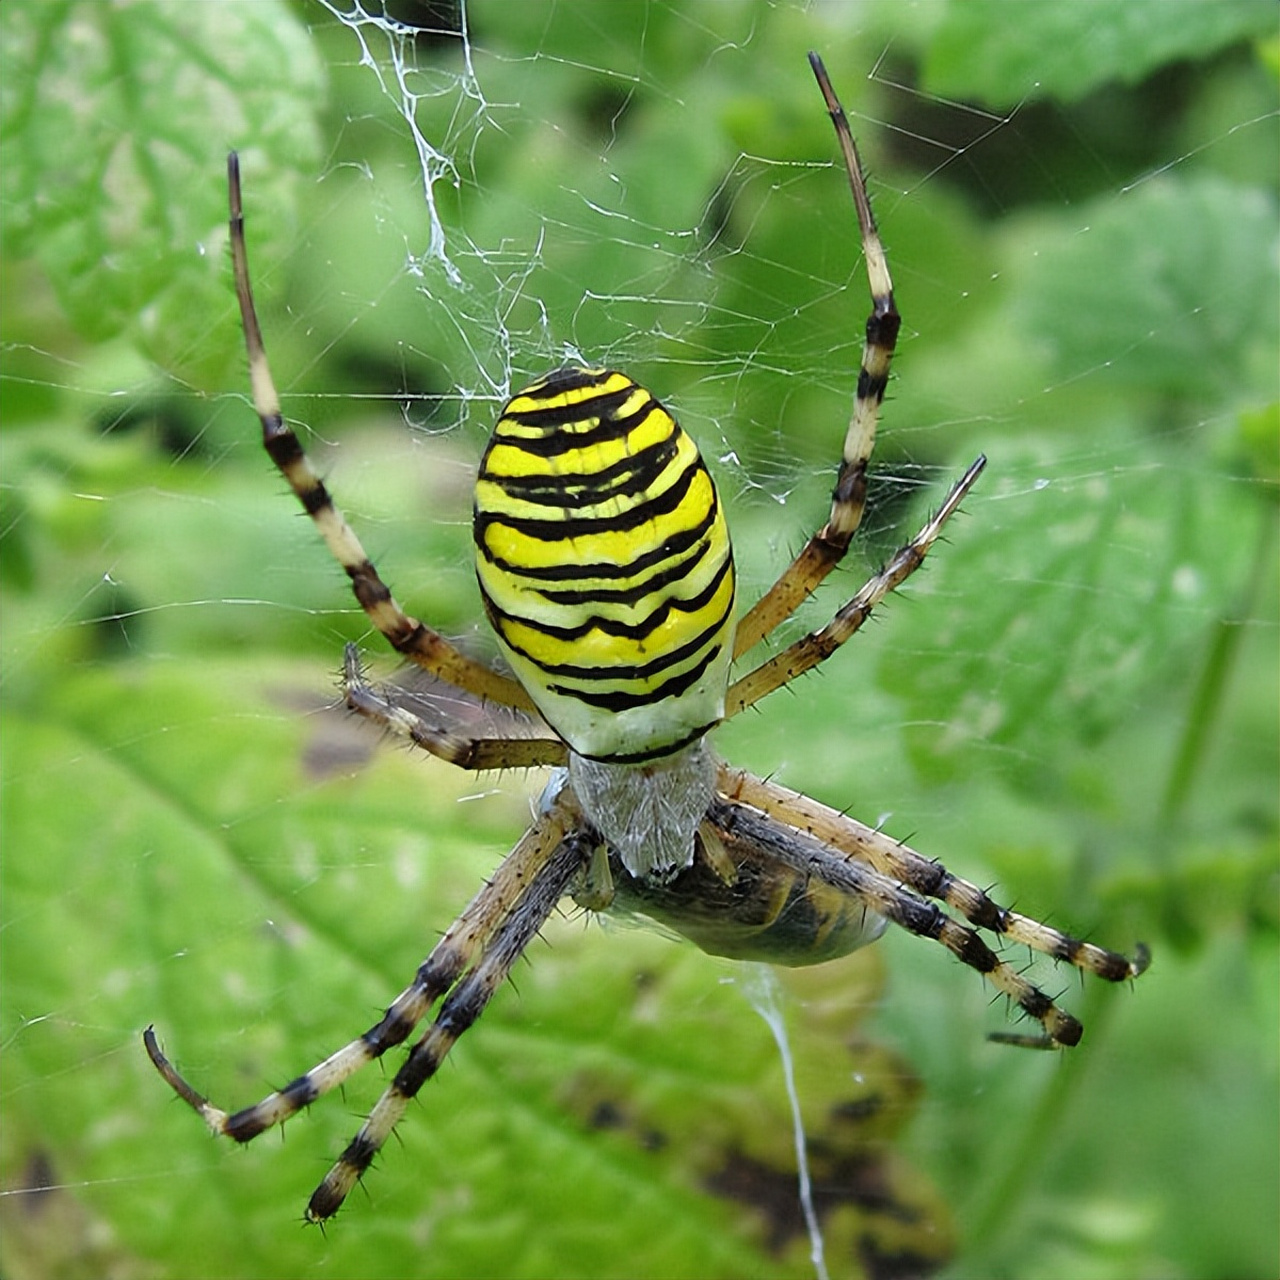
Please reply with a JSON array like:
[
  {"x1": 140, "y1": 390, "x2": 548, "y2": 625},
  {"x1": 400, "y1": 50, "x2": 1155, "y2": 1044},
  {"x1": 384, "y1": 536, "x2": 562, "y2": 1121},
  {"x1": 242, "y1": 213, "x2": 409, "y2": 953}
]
[{"x1": 2, "y1": 2, "x2": 1276, "y2": 1278}]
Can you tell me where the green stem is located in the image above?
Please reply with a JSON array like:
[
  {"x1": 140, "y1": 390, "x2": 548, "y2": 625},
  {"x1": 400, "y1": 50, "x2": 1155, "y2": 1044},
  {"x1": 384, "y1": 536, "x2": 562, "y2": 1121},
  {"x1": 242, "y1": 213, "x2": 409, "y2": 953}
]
[
  {"x1": 1158, "y1": 506, "x2": 1276, "y2": 828},
  {"x1": 965, "y1": 985, "x2": 1118, "y2": 1251},
  {"x1": 965, "y1": 500, "x2": 1277, "y2": 1259}
]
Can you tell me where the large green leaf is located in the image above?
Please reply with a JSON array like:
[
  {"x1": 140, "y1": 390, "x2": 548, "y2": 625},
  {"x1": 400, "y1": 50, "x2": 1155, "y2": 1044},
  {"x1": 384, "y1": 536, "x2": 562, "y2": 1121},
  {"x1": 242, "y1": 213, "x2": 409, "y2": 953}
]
[
  {"x1": 922, "y1": 0, "x2": 1277, "y2": 107},
  {"x1": 1015, "y1": 175, "x2": 1279, "y2": 399},
  {"x1": 0, "y1": 657, "x2": 949, "y2": 1279},
  {"x1": 877, "y1": 430, "x2": 1263, "y2": 792},
  {"x1": 0, "y1": 0, "x2": 324, "y2": 386}
]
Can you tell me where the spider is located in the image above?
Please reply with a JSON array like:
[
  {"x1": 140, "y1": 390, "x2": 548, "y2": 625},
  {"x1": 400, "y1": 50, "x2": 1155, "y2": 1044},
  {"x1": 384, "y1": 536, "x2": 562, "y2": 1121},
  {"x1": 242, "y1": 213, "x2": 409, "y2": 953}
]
[{"x1": 144, "y1": 52, "x2": 1148, "y2": 1223}]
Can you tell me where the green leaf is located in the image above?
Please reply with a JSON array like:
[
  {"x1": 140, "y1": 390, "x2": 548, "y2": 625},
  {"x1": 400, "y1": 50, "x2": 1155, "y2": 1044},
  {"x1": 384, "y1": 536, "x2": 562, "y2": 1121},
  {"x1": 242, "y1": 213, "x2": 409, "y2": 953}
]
[
  {"x1": 0, "y1": 659, "x2": 949, "y2": 1279},
  {"x1": 0, "y1": 0, "x2": 324, "y2": 387},
  {"x1": 923, "y1": 0, "x2": 1278, "y2": 107},
  {"x1": 1014, "y1": 175, "x2": 1279, "y2": 402},
  {"x1": 876, "y1": 431, "x2": 1261, "y2": 793}
]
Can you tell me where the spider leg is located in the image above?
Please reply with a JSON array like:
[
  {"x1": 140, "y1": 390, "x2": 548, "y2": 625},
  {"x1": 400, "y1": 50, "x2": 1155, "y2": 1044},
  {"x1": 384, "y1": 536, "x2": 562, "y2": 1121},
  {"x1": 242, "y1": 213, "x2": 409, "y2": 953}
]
[
  {"x1": 307, "y1": 827, "x2": 593, "y2": 1221},
  {"x1": 719, "y1": 766, "x2": 1150, "y2": 983},
  {"x1": 227, "y1": 153, "x2": 536, "y2": 714},
  {"x1": 734, "y1": 53, "x2": 899, "y2": 660},
  {"x1": 706, "y1": 793, "x2": 1118, "y2": 1047},
  {"x1": 144, "y1": 789, "x2": 582, "y2": 1146},
  {"x1": 342, "y1": 644, "x2": 568, "y2": 771},
  {"x1": 726, "y1": 455, "x2": 985, "y2": 717}
]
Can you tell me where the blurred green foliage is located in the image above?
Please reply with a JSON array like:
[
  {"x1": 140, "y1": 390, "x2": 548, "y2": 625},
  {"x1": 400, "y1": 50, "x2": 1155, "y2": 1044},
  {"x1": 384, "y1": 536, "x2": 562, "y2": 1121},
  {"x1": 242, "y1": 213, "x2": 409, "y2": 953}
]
[{"x1": 2, "y1": 2, "x2": 1276, "y2": 1278}]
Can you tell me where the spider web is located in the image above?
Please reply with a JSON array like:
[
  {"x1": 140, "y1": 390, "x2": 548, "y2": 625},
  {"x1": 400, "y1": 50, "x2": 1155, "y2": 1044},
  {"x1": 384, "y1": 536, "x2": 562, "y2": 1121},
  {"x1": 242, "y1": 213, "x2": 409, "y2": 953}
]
[{"x1": 2, "y1": 2, "x2": 1278, "y2": 1279}]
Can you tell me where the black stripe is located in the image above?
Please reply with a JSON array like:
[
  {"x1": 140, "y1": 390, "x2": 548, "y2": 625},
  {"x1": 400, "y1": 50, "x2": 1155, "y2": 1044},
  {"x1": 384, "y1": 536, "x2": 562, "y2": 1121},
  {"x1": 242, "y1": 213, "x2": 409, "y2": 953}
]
[
  {"x1": 490, "y1": 392, "x2": 656, "y2": 460},
  {"x1": 486, "y1": 432, "x2": 680, "y2": 510},
  {"x1": 856, "y1": 367, "x2": 889, "y2": 403},
  {"x1": 262, "y1": 424, "x2": 304, "y2": 470},
  {"x1": 484, "y1": 553, "x2": 733, "y2": 646},
  {"x1": 865, "y1": 310, "x2": 900, "y2": 348},
  {"x1": 546, "y1": 642, "x2": 724, "y2": 710},
  {"x1": 501, "y1": 374, "x2": 635, "y2": 420},
  {"x1": 526, "y1": 366, "x2": 613, "y2": 397},
  {"x1": 505, "y1": 594, "x2": 729, "y2": 683},
  {"x1": 534, "y1": 539, "x2": 715, "y2": 607},
  {"x1": 474, "y1": 452, "x2": 703, "y2": 543},
  {"x1": 583, "y1": 719, "x2": 717, "y2": 764},
  {"x1": 477, "y1": 499, "x2": 720, "y2": 583}
]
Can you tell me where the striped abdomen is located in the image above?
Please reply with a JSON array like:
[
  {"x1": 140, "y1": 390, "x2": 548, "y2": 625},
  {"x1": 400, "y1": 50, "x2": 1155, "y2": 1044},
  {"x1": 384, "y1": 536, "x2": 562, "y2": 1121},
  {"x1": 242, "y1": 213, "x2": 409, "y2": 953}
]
[{"x1": 474, "y1": 367, "x2": 736, "y2": 764}]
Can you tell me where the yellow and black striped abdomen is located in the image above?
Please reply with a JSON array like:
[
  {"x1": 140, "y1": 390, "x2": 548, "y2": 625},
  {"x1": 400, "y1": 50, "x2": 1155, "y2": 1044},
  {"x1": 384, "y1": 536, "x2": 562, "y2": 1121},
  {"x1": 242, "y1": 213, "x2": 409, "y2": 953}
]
[{"x1": 474, "y1": 367, "x2": 735, "y2": 763}]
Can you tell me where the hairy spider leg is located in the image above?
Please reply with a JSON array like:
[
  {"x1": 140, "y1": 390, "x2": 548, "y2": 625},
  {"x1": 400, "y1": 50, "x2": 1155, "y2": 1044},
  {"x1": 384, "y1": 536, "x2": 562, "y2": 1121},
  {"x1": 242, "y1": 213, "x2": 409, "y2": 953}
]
[
  {"x1": 727, "y1": 455, "x2": 985, "y2": 717},
  {"x1": 736, "y1": 52, "x2": 926, "y2": 659},
  {"x1": 341, "y1": 645, "x2": 568, "y2": 771},
  {"x1": 144, "y1": 789, "x2": 583, "y2": 1154},
  {"x1": 720, "y1": 767, "x2": 1149, "y2": 982},
  {"x1": 307, "y1": 829, "x2": 592, "y2": 1221},
  {"x1": 227, "y1": 152, "x2": 536, "y2": 714},
  {"x1": 709, "y1": 796, "x2": 1071, "y2": 1046}
]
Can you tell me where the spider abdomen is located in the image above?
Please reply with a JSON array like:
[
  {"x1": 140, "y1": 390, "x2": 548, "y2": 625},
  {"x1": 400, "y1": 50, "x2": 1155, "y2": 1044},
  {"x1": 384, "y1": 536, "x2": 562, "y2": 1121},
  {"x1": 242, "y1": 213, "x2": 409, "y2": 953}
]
[{"x1": 474, "y1": 366, "x2": 736, "y2": 763}]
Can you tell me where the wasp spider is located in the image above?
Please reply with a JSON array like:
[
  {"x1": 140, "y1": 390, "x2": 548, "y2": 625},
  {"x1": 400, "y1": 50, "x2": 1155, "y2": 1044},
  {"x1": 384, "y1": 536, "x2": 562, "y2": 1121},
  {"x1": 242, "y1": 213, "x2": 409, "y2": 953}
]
[{"x1": 144, "y1": 53, "x2": 1148, "y2": 1222}]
